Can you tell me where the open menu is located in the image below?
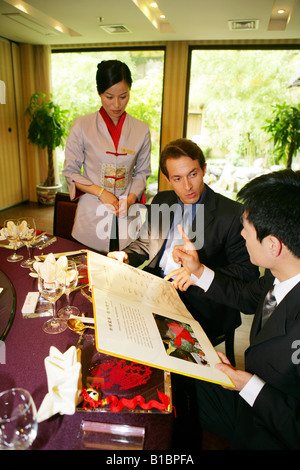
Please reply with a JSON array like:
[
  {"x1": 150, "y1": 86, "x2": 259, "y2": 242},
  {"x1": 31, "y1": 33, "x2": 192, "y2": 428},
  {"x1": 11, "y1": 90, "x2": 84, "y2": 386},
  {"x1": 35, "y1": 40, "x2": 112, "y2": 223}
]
[{"x1": 87, "y1": 251, "x2": 233, "y2": 387}]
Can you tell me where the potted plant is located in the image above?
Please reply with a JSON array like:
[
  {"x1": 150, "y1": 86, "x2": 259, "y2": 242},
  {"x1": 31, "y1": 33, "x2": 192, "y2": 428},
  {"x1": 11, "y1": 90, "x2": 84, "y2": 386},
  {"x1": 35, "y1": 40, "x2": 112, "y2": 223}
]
[
  {"x1": 25, "y1": 92, "x2": 69, "y2": 204},
  {"x1": 262, "y1": 102, "x2": 300, "y2": 169}
]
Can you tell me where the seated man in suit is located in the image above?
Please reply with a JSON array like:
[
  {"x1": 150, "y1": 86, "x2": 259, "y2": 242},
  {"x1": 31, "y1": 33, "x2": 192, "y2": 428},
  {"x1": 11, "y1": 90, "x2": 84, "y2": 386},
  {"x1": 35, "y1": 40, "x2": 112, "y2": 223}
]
[
  {"x1": 108, "y1": 138, "x2": 259, "y2": 342},
  {"x1": 166, "y1": 169, "x2": 300, "y2": 449}
]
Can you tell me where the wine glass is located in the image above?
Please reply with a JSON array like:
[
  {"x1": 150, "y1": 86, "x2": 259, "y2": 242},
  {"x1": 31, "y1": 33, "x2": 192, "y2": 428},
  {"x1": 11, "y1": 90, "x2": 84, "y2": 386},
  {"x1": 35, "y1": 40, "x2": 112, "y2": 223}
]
[
  {"x1": 3, "y1": 219, "x2": 24, "y2": 263},
  {"x1": 0, "y1": 388, "x2": 38, "y2": 450},
  {"x1": 58, "y1": 260, "x2": 80, "y2": 319},
  {"x1": 18, "y1": 217, "x2": 36, "y2": 268},
  {"x1": 38, "y1": 270, "x2": 67, "y2": 334}
]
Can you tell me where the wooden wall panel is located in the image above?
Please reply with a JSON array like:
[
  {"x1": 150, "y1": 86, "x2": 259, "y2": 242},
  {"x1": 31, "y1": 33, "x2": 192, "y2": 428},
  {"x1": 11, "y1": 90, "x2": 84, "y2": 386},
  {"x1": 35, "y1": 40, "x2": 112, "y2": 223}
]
[
  {"x1": 11, "y1": 42, "x2": 28, "y2": 201},
  {"x1": 0, "y1": 40, "x2": 23, "y2": 209},
  {"x1": 19, "y1": 44, "x2": 51, "y2": 201},
  {"x1": 159, "y1": 41, "x2": 189, "y2": 191}
]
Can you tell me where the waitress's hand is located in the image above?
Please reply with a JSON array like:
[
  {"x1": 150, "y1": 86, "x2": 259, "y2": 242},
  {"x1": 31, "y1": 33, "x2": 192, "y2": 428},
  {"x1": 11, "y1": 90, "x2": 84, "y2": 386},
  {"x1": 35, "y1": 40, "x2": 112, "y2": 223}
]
[
  {"x1": 118, "y1": 194, "x2": 138, "y2": 218},
  {"x1": 99, "y1": 190, "x2": 120, "y2": 215}
]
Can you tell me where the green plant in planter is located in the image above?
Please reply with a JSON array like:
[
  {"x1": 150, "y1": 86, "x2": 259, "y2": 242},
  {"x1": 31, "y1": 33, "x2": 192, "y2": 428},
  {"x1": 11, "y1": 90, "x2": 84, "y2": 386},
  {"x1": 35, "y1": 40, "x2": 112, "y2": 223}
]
[
  {"x1": 262, "y1": 102, "x2": 300, "y2": 168},
  {"x1": 25, "y1": 92, "x2": 69, "y2": 186}
]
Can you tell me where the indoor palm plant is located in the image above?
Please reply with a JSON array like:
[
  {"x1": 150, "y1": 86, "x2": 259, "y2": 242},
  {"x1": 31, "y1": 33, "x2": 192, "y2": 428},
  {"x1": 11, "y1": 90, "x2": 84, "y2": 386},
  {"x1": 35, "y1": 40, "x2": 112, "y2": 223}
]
[
  {"x1": 262, "y1": 102, "x2": 300, "y2": 168},
  {"x1": 26, "y1": 92, "x2": 69, "y2": 204}
]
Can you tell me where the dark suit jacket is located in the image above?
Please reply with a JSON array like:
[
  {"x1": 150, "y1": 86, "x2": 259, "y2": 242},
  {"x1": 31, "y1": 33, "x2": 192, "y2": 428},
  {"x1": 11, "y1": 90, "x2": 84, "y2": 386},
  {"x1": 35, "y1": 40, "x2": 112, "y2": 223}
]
[
  {"x1": 203, "y1": 271, "x2": 300, "y2": 449},
  {"x1": 125, "y1": 185, "x2": 259, "y2": 340}
]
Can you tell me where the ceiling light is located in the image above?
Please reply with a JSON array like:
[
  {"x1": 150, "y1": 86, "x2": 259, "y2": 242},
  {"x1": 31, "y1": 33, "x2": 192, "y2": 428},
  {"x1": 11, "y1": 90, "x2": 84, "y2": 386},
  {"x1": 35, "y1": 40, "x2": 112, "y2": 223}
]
[
  {"x1": 15, "y1": 3, "x2": 27, "y2": 13},
  {"x1": 268, "y1": 0, "x2": 297, "y2": 30},
  {"x1": 3, "y1": 0, "x2": 81, "y2": 36},
  {"x1": 131, "y1": 0, "x2": 174, "y2": 33},
  {"x1": 3, "y1": 13, "x2": 60, "y2": 35}
]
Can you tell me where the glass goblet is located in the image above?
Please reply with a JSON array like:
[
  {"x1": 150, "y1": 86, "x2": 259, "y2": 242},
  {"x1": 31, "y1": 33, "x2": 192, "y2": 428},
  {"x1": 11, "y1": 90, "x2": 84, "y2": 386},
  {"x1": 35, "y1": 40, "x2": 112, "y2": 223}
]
[
  {"x1": 3, "y1": 219, "x2": 24, "y2": 263},
  {"x1": 38, "y1": 272, "x2": 67, "y2": 334},
  {"x1": 58, "y1": 260, "x2": 80, "y2": 319},
  {"x1": 0, "y1": 388, "x2": 38, "y2": 450},
  {"x1": 18, "y1": 217, "x2": 36, "y2": 268}
]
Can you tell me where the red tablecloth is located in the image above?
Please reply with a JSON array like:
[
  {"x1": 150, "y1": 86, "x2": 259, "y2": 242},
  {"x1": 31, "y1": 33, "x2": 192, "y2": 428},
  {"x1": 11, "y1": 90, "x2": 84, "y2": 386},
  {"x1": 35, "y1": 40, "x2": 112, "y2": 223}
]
[{"x1": 0, "y1": 237, "x2": 173, "y2": 450}]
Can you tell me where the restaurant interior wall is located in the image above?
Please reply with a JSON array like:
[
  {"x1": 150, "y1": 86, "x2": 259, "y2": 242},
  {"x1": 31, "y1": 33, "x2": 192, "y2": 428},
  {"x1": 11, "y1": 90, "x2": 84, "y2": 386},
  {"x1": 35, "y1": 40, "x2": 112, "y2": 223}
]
[
  {"x1": 1, "y1": 38, "x2": 300, "y2": 211},
  {"x1": 0, "y1": 40, "x2": 52, "y2": 210}
]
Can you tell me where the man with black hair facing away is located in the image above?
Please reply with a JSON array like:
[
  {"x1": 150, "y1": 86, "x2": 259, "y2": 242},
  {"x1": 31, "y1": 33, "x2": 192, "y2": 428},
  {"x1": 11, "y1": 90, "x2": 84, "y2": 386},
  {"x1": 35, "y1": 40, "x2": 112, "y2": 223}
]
[{"x1": 166, "y1": 169, "x2": 300, "y2": 450}]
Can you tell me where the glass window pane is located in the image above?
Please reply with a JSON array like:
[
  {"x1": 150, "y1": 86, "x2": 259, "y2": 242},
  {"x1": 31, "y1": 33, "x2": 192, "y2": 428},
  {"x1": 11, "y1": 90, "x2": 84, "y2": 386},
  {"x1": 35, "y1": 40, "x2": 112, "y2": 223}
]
[
  {"x1": 51, "y1": 49, "x2": 165, "y2": 198},
  {"x1": 186, "y1": 49, "x2": 300, "y2": 199}
]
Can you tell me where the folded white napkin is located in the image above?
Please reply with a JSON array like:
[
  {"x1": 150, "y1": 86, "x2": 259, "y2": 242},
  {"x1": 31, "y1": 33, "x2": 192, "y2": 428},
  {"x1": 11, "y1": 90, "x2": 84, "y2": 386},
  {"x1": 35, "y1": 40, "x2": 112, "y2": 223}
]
[
  {"x1": 33, "y1": 253, "x2": 68, "y2": 283},
  {"x1": 0, "y1": 221, "x2": 18, "y2": 240},
  {"x1": 18, "y1": 220, "x2": 35, "y2": 240},
  {"x1": 37, "y1": 345, "x2": 82, "y2": 423}
]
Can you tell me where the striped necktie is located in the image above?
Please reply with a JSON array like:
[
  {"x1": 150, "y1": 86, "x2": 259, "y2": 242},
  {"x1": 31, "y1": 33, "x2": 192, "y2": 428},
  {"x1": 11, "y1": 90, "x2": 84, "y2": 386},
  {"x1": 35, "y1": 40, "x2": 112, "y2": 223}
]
[{"x1": 261, "y1": 288, "x2": 277, "y2": 327}]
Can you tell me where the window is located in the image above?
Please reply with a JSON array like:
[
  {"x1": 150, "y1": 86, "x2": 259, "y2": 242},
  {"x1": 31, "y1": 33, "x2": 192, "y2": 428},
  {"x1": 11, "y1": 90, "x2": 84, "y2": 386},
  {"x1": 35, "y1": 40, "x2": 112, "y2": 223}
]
[
  {"x1": 51, "y1": 49, "x2": 165, "y2": 198},
  {"x1": 186, "y1": 48, "x2": 300, "y2": 198}
]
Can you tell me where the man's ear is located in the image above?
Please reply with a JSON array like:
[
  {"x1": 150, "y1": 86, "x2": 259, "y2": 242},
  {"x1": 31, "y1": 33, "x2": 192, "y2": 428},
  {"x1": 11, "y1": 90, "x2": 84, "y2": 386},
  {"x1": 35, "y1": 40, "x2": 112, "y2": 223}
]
[{"x1": 268, "y1": 235, "x2": 282, "y2": 257}]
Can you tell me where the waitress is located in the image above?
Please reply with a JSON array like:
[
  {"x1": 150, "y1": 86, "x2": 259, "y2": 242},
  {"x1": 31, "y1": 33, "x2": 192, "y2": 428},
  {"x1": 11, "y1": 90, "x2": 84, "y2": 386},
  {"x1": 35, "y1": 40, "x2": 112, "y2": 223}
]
[{"x1": 63, "y1": 60, "x2": 151, "y2": 252}]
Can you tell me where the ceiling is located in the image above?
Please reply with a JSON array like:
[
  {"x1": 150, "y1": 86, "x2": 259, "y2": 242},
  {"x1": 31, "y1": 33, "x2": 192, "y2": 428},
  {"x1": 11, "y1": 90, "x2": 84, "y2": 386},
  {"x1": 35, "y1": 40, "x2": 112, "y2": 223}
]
[{"x1": 0, "y1": 0, "x2": 299, "y2": 47}]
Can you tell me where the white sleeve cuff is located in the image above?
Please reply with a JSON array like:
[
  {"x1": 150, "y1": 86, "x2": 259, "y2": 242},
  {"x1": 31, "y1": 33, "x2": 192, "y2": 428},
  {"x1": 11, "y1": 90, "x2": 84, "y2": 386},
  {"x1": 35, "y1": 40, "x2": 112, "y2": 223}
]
[
  {"x1": 191, "y1": 266, "x2": 215, "y2": 292},
  {"x1": 239, "y1": 374, "x2": 266, "y2": 407}
]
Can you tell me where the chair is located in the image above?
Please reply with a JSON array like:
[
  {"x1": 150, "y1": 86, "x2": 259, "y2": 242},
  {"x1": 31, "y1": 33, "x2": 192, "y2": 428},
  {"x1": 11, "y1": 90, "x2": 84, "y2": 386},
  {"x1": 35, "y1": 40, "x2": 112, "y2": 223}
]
[
  {"x1": 212, "y1": 330, "x2": 235, "y2": 366},
  {"x1": 53, "y1": 192, "x2": 78, "y2": 241}
]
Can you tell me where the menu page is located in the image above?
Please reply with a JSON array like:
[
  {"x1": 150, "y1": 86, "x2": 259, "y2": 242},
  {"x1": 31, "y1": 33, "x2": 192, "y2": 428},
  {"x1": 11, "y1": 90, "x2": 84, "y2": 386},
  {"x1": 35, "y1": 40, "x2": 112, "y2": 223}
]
[
  {"x1": 88, "y1": 251, "x2": 233, "y2": 387},
  {"x1": 87, "y1": 252, "x2": 192, "y2": 319}
]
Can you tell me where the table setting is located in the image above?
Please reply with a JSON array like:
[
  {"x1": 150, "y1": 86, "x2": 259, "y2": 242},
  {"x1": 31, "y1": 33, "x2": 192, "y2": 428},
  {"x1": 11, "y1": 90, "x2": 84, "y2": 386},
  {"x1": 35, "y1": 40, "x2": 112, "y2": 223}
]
[{"x1": 0, "y1": 222, "x2": 174, "y2": 450}]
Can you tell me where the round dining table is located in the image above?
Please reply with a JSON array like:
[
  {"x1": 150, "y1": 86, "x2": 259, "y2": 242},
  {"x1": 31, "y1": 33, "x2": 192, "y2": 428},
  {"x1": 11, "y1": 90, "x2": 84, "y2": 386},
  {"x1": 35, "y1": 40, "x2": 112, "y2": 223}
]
[{"x1": 0, "y1": 236, "x2": 174, "y2": 451}]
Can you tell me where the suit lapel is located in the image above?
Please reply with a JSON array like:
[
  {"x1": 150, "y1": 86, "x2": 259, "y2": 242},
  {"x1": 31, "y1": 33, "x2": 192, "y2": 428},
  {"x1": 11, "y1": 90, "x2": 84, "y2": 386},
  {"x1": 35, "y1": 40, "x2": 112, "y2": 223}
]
[
  {"x1": 149, "y1": 186, "x2": 215, "y2": 266},
  {"x1": 192, "y1": 185, "x2": 215, "y2": 234},
  {"x1": 250, "y1": 281, "x2": 300, "y2": 347},
  {"x1": 250, "y1": 277, "x2": 274, "y2": 341},
  {"x1": 148, "y1": 191, "x2": 177, "y2": 266}
]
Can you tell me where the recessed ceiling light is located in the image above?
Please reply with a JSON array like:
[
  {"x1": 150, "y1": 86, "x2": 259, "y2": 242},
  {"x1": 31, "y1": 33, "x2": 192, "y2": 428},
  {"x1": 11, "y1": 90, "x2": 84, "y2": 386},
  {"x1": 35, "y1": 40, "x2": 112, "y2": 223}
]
[
  {"x1": 15, "y1": 3, "x2": 27, "y2": 13},
  {"x1": 277, "y1": 9, "x2": 285, "y2": 14},
  {"x1": 131, "y1": 0, "x2": 174, "y2": 33},
  {"x1": 4, "y1": 0, "x2": 81, "y2": 36}
]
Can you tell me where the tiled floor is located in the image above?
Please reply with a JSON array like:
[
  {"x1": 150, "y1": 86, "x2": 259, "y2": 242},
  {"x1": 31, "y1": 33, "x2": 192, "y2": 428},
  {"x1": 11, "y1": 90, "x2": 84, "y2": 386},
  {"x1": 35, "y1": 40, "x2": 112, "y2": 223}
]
[{"x1": 0, "y1": 200, "x2": 253, "y2": 449}]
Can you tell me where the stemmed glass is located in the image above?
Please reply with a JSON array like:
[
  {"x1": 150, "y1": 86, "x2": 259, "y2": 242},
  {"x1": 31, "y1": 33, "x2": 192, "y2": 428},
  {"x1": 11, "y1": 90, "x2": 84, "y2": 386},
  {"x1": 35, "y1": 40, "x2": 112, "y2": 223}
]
[
  {"x1": 0, "y1": 388, "x2": 38, "y2": 450},
  {"x1": 38, "y1": 269, "x2": 67, "y2": 334},
  {"x1": 3, "y1": 219, "x2": 24, "y2": 263},
  {"x1": 58, "y1": 260, "x2": 80, "y2": 319},
  {"x1": 18, "y1": 217, "x2": 36, "y2": 268}
]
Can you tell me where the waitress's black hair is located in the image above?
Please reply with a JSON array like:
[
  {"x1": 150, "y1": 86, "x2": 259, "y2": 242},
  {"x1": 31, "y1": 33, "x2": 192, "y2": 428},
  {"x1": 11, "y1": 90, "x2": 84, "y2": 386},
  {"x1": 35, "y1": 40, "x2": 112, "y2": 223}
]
[{"x1": 96, "y1": 60, "x2": 132, "y2": 94}]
